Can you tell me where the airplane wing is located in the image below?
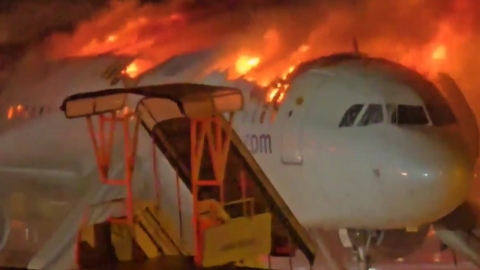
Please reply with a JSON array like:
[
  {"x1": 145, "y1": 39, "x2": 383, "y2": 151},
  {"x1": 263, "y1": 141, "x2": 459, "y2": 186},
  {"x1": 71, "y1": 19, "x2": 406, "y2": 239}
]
[
  {"x1": 433, "y1": 223, "x2": 480, "y2": 268},
  {"x1": 433, "y1": 202, "x2": 480, "y2": 268}
]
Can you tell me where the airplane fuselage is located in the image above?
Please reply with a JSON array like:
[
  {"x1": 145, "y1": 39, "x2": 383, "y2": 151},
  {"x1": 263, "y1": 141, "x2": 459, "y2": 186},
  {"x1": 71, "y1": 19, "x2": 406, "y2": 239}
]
[{"x1": 0, "y1": 54, "x2": 474, "y2": 266}]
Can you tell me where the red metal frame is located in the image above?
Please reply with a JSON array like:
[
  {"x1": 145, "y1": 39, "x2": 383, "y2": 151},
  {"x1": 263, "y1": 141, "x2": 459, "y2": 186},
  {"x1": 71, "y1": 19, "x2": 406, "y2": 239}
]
[
  {"x1": 85, "y1": 111, "x2": 140, "y2": 224},
  {"x1": 190, "y1": 114, "x2": 234, "y2": 266},
  {"x1": 74, "y1": 110, "x2": 163, "y2": 266},
  {"x1": 75, "y1": 108, "x2": 237, "y2": 267}
]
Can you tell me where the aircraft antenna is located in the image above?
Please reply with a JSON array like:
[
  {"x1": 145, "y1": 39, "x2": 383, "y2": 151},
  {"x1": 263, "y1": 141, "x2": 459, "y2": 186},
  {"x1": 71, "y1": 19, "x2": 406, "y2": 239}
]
[{"x1": 352, "y1": 37, "x2": 360, "y2": 54}]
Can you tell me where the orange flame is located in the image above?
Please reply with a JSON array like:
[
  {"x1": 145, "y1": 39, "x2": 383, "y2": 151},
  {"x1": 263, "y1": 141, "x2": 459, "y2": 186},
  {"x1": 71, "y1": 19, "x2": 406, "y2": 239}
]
[
  {"x1": 47, "y1": 0, "x2": 476, "y2": 107},
  {"x1": 122, "y1": 62, "x2": 139, "y2": 78},
  {"x1": 432, "y1": 45, "x2": 446, "y2": 60},
  {"x1": 235, "y1": 55, "x2": 260, "y2": 75},
  {"x1": 107, "y1": 35, "x2": 118, "y2": 42},
  {"x1": 121, "y1": 58, "x2": 153, "y2": 78}
]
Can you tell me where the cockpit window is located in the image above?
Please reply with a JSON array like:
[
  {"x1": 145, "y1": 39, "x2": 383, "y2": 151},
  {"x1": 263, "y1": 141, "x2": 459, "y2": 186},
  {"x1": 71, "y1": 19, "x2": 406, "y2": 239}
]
[
  {"x1": 388, "y1": 104, "x2": 429, "y2": 125},
  {"x1": 339, "y1": 104, "x2": 363, "y2": 127},
  {"x1": 417, "y1": 84, "x2": 456, "y2": 126},
  {"x1": 357, "y1": 104, "x2": 384, "y2": 126}
]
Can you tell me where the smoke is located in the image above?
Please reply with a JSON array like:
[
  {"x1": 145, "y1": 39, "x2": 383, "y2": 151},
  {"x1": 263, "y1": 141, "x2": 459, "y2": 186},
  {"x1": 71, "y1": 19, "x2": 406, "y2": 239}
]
[
  {"x1": 6, "y1": 0, "x2": 480, "y2": 107},
  {"x1": 0, "y1": 0, "x2": 102, "y2": 44}
]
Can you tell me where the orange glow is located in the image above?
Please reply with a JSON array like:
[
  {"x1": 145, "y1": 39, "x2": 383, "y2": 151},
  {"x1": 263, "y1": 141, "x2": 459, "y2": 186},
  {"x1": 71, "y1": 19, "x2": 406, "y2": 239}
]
[
  {"x1": 287, "y1": 66, "x2": 295, "y2": 73},
  {"x1": 121, "y1": 58, "x2": 154, "y2": 78},
  {"x1": 425, "y1": 44, "x2": 448, "y2": 74},
  {"x1": 235, "y1": 55, "x2": 260, "y2": 75},
  {"x1": 107, "y1": 35, "x2": 118, "y2": 42},
  {"x1": 267, "y1": 89, "x2": 285, "y2": 103},
  {"x1": 48, "y1": 0, "x2": 474, "y2": 107},
  {"x1": 122, "y1": 62, "x2": 139, "y2": 78},
  {"x1": 11, "y1": 219, "x2": 25, "y2": 228},
  {"x1": 268, "y1": 89, "x2": 278, "y2": 101},
  {"x1": 432, "y1": 45, "x2": 446, "y2": 60},
  {"x1": 115, "y1": 106, "x2": 136, "y2": 120},
  {"x1": 7, "y1": 107, "x2": 13, "y2": 119},
  {"x1": 298, "y1": 44, "x2": 309, "y2": 53},
  {"x1": 266, "y1": 80, "x2": 288, "y2": 104}
]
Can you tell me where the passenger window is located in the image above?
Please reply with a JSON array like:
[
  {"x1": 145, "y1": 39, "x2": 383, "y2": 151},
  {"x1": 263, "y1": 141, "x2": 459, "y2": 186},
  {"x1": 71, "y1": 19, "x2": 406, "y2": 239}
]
[
  {"x1": 395, "y1": 105, "x2": 429, "y2": 125},
  {"x1": 339, "y1": 104, "x2": 363, "y2": 127},
  {"x1": 357, "y1": 104, "x2": 383, "y2": 126}
]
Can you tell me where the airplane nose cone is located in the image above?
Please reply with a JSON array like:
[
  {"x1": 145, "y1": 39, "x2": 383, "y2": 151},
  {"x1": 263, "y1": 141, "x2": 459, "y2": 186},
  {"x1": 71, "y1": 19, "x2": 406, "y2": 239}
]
[{"x1": 397, "y1": 128, "x2": 474, "y2": 222}]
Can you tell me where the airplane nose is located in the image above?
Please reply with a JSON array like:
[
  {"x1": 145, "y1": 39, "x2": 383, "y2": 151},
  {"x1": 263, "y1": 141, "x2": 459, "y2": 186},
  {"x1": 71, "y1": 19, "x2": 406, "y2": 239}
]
[{"x1": 397, "y1": 128, "x2": 474, "y2": 221}]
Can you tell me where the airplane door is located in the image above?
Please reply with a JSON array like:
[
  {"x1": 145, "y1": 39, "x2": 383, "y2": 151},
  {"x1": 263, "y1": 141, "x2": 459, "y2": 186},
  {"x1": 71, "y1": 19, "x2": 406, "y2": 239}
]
[{"x1": 280, "y1": 72, "x2": 323, "y2": 165}]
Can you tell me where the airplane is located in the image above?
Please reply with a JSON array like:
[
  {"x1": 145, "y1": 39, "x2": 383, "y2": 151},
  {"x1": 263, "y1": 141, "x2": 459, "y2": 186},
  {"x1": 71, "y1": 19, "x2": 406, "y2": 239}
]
[{"x1": 0, "y1": 47, "x2": 478, "y2": 270}]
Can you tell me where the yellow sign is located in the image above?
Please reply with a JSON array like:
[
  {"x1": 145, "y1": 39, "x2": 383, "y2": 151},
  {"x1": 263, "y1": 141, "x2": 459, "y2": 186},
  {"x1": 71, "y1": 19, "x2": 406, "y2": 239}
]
[{"x1": 202, "y1": 212, "x2": 272, "y2": 267}]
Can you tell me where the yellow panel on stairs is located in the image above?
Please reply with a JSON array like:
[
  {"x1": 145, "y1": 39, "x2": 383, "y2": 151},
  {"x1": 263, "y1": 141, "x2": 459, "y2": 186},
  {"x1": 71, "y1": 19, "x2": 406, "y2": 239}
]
[{"x1": 110, "y1": 223, "x2": 133, "y2": 261}]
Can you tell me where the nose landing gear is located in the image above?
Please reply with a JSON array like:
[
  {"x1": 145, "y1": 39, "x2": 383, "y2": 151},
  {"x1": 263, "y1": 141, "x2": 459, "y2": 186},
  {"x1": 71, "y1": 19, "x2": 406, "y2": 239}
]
[
  {"x1": 349, "y1": 230, "x2": 384, "y2": 270},
  {"x1": 353, "y1": 246, "x2": 371, "y2": 270}
]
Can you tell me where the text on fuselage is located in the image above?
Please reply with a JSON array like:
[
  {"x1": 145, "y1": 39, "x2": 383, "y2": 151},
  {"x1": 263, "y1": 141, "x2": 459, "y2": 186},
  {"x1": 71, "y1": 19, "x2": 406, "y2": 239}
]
[{"x1": 242, "y1": 134, "x2": 272, "y2": 154}]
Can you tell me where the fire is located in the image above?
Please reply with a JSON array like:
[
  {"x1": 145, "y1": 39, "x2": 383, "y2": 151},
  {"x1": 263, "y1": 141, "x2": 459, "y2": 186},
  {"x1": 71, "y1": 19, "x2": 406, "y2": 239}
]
[
  {"x1": 425, "y1": 44, "x2": 448, "y2": 75},
  {"x1": 122, "y1": 62, "x2": 139, "y2": 78},
  {"x1": 107, "y1": 35, "x2": 118, "y2": 42},
  {"x1": 267, "y1": 86, "x2": 286, "y2": 103},
  {"x1": 46, "y1": 0, "x2": 476, "y2": 107},
  {"x1": 7, "y1": 107, "x2": 12, "y2": 119},
  {"x1": 235, "y1": 55, "x2": 260, "y2": 75},
  {"x1": 121, "y1": 58, "x2": 153, "y2": 78},
  {"x1": 432, "y1": 45, "x2": 446, "y2": 60}
]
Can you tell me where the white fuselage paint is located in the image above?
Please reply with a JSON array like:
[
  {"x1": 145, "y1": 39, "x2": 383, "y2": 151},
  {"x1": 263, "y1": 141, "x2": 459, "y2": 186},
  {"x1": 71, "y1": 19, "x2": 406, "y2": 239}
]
[{"x1": 0, "y1": 52, "x2": 475, "y2": 269}]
